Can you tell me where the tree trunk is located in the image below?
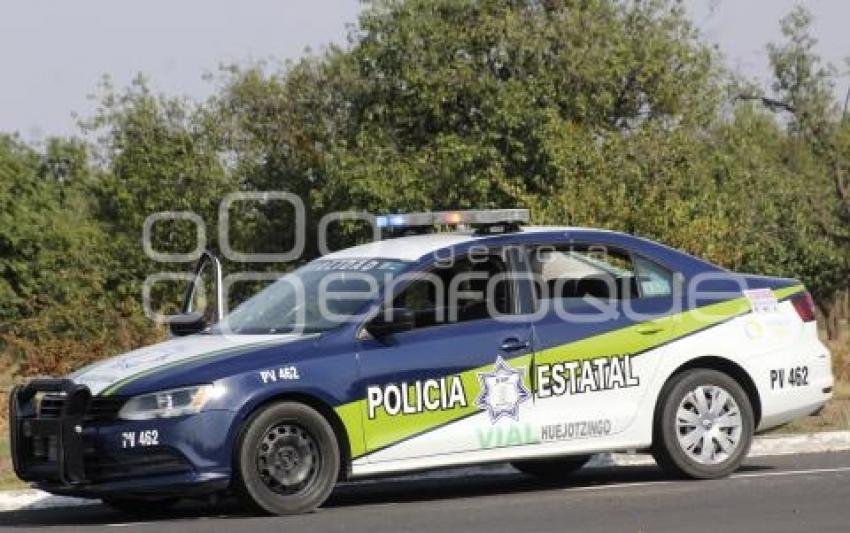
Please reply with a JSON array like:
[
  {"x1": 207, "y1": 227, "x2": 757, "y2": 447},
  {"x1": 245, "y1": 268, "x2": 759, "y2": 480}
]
[
  {"x1": 823, "y1": 288, "x2": 850, "y2": 343},
  {"x1": 838, "y1": 287, "x2": 850, "y2": 344},
  {"x1": 822, "y1": 297, "x2": 838, "y2": 341}
]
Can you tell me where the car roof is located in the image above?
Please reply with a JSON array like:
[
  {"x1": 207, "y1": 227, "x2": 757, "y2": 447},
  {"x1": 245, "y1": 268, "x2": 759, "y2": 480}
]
[{"x1": 322, "y1": 226, "x2": 614, "y2": 262}]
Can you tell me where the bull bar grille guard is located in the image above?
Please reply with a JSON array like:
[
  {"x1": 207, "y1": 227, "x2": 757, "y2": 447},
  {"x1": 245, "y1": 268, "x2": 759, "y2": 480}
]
[{"x1": 9, "y1": 378, "x2": 92, "y2": 485}]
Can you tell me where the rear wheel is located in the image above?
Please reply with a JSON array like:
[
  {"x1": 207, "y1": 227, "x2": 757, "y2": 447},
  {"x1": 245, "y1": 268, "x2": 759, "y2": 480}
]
[
  {"x1": 235, "y1": 402, "x2": 340, "y2": 515},
  {"x1": 511, "y1": 455, "x2": 591, "y2": 480},
  {"x1": 652, "y1": 369, "x2": 754, "y2": 479}
]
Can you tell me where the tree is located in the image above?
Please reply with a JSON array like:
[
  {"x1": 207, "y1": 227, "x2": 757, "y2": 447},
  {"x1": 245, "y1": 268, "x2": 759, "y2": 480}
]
[
  {"x1": 765, "y1": 6, "x2": 850, "y2": 339},
  {"x1": 82, "y1": 75, "x2": 234, "y2": 307},
  {"x1": 0, "y1": 134, "x2": 160, "y2": 375},
  {"x1": 213, "y1": 0, "x2": 723, "y2": 252}
]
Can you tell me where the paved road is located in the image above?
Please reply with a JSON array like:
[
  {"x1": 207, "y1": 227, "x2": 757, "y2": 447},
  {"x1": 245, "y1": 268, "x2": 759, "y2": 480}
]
[{"x1": 3, "y1": 451, "x2": 850, "y2": 532}]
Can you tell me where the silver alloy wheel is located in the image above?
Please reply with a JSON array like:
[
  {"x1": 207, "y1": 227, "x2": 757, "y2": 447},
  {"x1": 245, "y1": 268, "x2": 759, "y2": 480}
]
[{"x1": 675, "y1": 385, "x2": 743, "y2": 465}]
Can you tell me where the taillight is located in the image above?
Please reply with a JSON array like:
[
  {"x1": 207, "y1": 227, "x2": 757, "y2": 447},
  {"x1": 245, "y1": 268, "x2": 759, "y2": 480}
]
[{"x1": 791, "y1": 291, "x2": 817, "y2": 322}]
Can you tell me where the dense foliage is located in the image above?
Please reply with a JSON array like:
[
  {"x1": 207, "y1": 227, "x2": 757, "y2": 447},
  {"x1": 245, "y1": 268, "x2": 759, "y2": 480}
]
[{"x1": 0, "y1": 0, "x2": 848, "y2": 377}]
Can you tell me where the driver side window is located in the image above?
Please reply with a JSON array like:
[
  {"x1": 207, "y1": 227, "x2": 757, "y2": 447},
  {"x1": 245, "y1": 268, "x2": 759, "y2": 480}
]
[{"x1": 393, "y1": 251, "x2": 514, "y2": 330}]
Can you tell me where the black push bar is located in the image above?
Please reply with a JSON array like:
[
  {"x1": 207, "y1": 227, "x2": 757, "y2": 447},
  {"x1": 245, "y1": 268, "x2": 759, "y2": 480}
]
[{"x1": 9, "y1": 378, "x2": 92, "y2": 485}]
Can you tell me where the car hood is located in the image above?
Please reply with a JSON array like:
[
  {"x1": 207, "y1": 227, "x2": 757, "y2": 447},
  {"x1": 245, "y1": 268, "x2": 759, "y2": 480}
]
[{"x1": 69, "y1": 333, "x2": 306, "y2": 395}]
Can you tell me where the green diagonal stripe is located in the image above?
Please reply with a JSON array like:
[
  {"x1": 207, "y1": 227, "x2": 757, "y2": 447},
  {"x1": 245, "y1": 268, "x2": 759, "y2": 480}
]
[
  {"x1": 336, "y1": 284, "x2": 804, "y2": 459},
  {"x1": 360, "y1": 353, "x2": 533, "y2": 454}
]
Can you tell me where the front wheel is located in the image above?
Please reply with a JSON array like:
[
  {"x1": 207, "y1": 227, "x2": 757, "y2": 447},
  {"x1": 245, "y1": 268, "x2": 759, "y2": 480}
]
[
  {"x1": 652, "y1": 369, "x2": 754, "y2": 479},
  {"x1": 235, "y1": 402, "x2": 340, "y2": 515}
]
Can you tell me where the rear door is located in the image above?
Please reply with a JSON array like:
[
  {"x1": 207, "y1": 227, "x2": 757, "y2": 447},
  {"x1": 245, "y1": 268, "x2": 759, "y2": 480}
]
[
  {"x1": 355, "y1": 247, "x2": 536, "y2": 463},
  {"x1": 525, "y1": 243, "x2": 678, "y2": 446}
]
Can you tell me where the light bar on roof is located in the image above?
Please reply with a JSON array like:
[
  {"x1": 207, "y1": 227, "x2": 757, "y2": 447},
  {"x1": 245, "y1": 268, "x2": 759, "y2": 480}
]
[
  {"x1": 376, "y1": 209, "x2": 529, "y2": 228},
  {"x1": 375, "y1": 212, "x2": 433, "y2": 228}
]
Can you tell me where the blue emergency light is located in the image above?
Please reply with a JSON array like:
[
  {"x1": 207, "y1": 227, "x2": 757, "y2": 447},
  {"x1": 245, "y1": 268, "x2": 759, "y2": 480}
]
[{"x1": 376, "y1": 209, "x2": 529, "y2": 237}]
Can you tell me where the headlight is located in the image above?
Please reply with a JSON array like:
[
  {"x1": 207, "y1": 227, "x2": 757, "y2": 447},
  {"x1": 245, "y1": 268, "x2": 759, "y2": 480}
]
[{"x1": 118, "y1": 384, "x2": 223, "y2": 420}]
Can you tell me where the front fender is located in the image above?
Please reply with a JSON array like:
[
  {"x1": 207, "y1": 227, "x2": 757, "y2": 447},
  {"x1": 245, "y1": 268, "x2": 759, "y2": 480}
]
[{"x1": 215, "y1": 352, "x2": 360, "y2": 470}]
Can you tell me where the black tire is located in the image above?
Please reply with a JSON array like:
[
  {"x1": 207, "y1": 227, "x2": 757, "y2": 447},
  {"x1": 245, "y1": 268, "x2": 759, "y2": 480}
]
[
  {"x1": 235, "y1": 402, "x2": 340, "y2": 515},
  {"x1": 652, "y1": 368, "x2": 754, "y2": 479},
  {"x1": 101, "y1": 496, "x2": 179, "y2": 515},
  {"x1": 511, "y1": 455, "x2": 591, "y2": 479}
]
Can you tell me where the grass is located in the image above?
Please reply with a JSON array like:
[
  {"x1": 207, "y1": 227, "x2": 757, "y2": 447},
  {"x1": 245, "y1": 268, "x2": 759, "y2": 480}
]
[
  {"x1": 837, "y1": 379, "x2": 850, "y2": 398},
  {"x1": 0, "y1": 356, "x2": 25, "y2": 490},
  {"x1": 776, "y1": 394, "x2": 850, "y2": 434},
  {"x1": 0, "y1": 435, "x2": 25, "y2": 491},
  {"x1": 0, "y1": 390, "x2": 26, "y2": 490}
]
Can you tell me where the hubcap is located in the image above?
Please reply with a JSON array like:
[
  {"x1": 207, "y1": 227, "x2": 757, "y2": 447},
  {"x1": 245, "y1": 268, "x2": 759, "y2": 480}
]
[
  {"x1": 675, "y1": 385, "x2": 743, "y2": 465},
  {"x1": 256, "y1": 423, "x2": 320, "y2": 494}
]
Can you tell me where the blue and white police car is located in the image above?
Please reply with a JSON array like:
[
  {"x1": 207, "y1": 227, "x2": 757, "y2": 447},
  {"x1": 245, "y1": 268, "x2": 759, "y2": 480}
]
[{"x1": 9, "y1": 209, "x2": 833, "y2": 515}]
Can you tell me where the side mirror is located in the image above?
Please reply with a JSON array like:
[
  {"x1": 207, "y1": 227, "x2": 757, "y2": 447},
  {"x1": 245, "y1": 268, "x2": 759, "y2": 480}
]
[
  {"x1": 180, "y1": 250, "x2": 224, "y2": 318},
  {"x1": 168, "y1": 312, "x2": 207, "y2": 337},
  {"x1": 366, "y1": 307, "x2": 415, "y2": 338}
]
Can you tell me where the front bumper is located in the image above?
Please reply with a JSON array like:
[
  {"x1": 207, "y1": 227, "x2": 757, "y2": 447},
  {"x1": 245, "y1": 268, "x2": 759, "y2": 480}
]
[
  {"x1": 34, "y1": 472, "x2": 231, "y2": 500},
  {"x1": 10, "y1": 379, "x2": 90, "y2": 485},
  {"x1": 9, "y1": 378, "x2": 233, "y2": 499}
]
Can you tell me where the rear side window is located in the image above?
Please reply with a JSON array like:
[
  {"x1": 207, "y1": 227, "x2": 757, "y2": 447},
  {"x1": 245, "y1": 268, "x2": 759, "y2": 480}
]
[
  {"x1": 528, "y1": 245, "x2": 638, "y2": 302},
  {"x1": 633, "y1": 255, "x2": 673, "y2": 298},
  {"x1": 527, "y1": 244, "x2": 675, "y2": 302}
]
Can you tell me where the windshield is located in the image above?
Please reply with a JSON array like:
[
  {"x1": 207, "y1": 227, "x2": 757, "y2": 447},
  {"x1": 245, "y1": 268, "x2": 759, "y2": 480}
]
[{"x1": 213, "y1": 258, "x2": 410, "y2": 335}]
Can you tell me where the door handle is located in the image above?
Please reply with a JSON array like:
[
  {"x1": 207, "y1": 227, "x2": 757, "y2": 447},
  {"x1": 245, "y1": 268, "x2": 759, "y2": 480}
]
[
  {"x1": 500, "y1": 338, "x2": 530, "y2": 352},
  {"x1": 635, "y1": 321, "x2": 665, "y2": 335}
]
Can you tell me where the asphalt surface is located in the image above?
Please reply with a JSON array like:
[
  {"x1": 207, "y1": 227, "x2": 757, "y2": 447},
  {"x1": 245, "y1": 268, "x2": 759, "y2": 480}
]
[{"x1": 2, "y1": 451, "x2": 850, "y2": 532}]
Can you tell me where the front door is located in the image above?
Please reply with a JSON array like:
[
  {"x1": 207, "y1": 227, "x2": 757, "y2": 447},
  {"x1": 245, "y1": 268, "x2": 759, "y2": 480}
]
[{"x1": 355, "y1": 247, "x2": 536, "y2": 464}]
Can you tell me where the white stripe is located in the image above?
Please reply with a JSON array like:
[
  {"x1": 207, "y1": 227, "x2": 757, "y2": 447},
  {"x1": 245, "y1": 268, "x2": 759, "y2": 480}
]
[
  {"x1": 72, "y1": 334, "x2": 303, "y2": 394},
  {"x1": 732, "y1": 466, "x2": 850, "y2": 479},
  {"x1": 561, "y1": 465, "x2": 850, "y2": 493}
]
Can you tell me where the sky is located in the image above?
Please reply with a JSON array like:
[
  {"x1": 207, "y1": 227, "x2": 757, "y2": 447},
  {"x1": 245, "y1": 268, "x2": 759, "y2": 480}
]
[
  {"x1": 0, "y1": 0, "x2": 847, "y2": 142},
  {"x1": 685, "y1": 0, "x2": 849, "y2": 98}
]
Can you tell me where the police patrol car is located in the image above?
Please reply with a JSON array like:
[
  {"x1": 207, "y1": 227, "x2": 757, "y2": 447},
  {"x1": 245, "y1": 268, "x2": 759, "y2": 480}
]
[{"x1": 9, "y1": 209, "x2": 833, "y2": 515}]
